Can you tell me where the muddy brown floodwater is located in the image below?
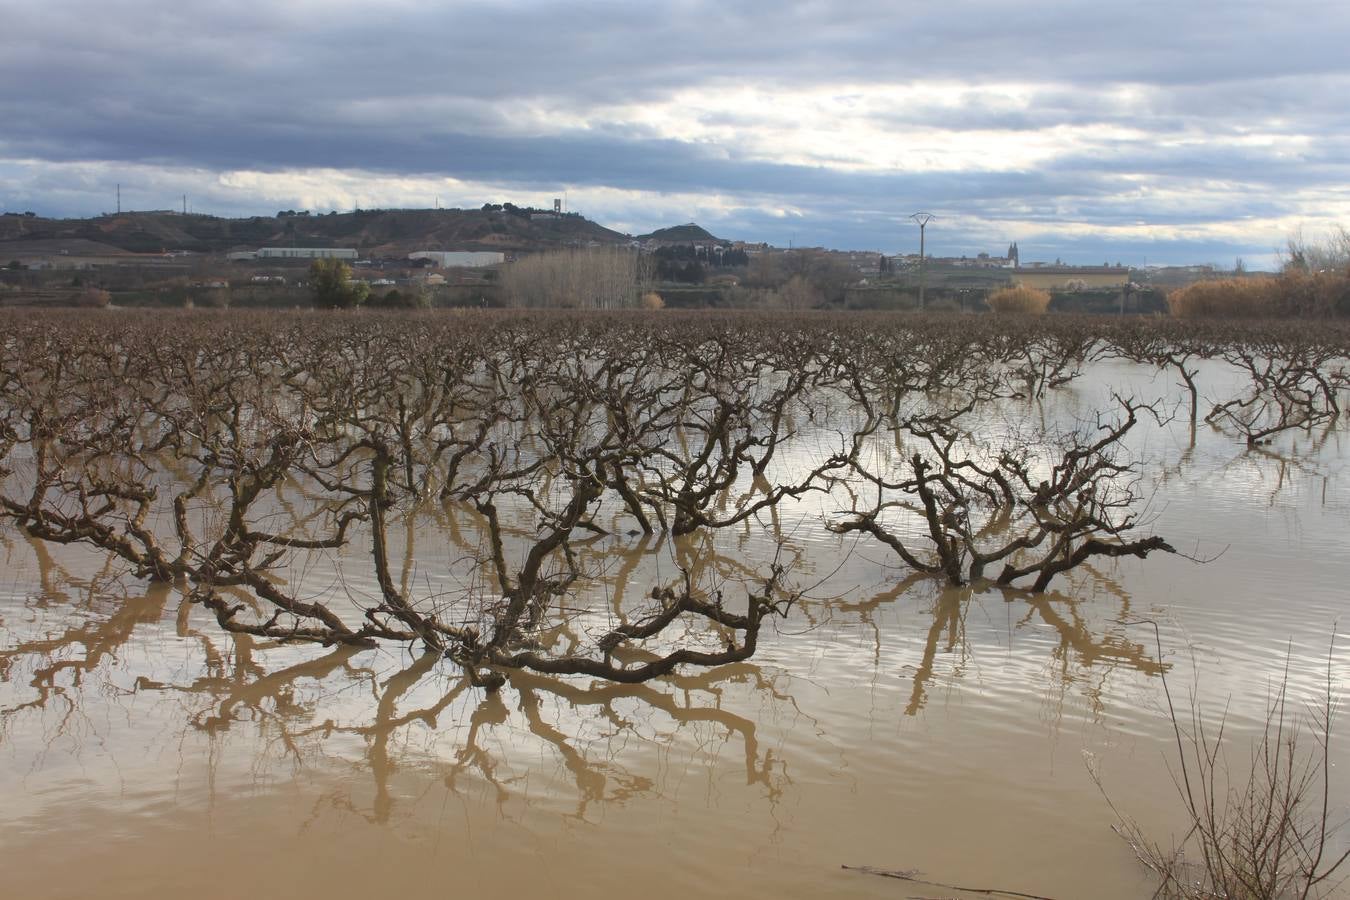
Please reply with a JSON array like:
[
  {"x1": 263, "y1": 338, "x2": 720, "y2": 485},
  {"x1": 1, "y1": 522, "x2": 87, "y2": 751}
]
[{"x1": 2, "y1": 359, "x2": 1348, "y2": 900}]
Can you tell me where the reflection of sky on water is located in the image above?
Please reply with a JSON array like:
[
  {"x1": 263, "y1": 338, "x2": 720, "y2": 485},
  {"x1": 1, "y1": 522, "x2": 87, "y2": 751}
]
[{"x1": 2, "y1": 356, "x2": 1349, "y2": 899}]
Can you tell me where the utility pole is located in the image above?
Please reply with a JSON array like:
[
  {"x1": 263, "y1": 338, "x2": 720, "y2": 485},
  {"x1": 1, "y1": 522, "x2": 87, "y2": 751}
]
[
  {"x1": 910, "y1": 212, "x2": 935, "y2": 310},
  {"x1": 116, "y1": 184, "x2": 121, "y2": 214}
]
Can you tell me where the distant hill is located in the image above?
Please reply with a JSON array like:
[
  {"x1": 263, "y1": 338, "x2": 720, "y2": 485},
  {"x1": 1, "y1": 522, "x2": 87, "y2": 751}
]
[
  {"x1": 0, "y1": 208, "x2": 631, "y2": 256},
  {"x1": 637, "y1": 223, "x2": 722, "y2": 243}
]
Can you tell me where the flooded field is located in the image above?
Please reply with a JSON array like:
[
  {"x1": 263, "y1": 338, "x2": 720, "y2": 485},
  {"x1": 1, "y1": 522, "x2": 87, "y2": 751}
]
[{"x1": 2, "y1": 311, "x2": 1348, "y2": 899}]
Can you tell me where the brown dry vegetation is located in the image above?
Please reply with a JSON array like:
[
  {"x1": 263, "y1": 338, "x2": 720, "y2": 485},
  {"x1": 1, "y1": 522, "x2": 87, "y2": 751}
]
[
  {"x1": 1168, "y1": 277, "x2": 1281, "y2": 318},
  {"x1": 75, "y1": 287, "x2": 111, "y2": 308},
  {"x1": 1168, "y1": 272, "x2": 1350, "y2": 319},
  {"x1": 501, "y1": 247, "x2": 650, "y2": 308},
  {"x1": 987, "y1": 284, "x2": 1052, "y2": 314}
]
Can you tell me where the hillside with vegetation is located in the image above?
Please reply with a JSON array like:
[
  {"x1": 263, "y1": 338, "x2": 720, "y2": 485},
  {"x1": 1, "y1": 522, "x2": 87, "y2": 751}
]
[
  {"x1": 0, "y1": 206, "x2": 631, "y2": 256},
  {"x1": 636, "y1": 223, "x2": 722, "y2": 243}
]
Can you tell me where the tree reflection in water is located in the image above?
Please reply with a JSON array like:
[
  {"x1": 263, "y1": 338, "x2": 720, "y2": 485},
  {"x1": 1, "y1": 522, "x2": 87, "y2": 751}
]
[
  {"x1": 2, "y1": 520, "x2": 1175, "y2": 838},
  {"x1": 810, "y1": 562, "x2": 1167, "y2": 721},
  {"x1": 1, "y1": 533, "x2": 801, "y2": 826}
]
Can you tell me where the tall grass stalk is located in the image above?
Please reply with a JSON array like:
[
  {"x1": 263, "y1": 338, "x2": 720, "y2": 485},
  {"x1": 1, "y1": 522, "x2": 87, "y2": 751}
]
[{"x1": 1098, "y1": 624, "x2": 1347, "y2": 899}]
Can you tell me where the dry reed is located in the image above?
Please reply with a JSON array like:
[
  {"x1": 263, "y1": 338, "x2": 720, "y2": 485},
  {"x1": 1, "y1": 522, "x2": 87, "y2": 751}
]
[{"x1": 987, "y1": 284, "x2": 1052, "y2": 314}]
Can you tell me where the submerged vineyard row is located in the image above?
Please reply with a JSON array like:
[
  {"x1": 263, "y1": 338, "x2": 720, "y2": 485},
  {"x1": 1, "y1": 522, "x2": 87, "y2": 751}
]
[{"x1": 2, "y1": 309, "x2": 1346, "y2": 686}]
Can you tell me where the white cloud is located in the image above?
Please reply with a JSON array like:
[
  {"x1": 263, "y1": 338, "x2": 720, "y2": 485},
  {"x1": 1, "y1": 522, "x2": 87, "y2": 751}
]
[{"x1": 2, "y1": 0, "x2": 1348, "y2": 264}]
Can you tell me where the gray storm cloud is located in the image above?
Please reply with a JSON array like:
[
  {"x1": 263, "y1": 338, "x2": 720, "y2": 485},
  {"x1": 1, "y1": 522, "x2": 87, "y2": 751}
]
[{"x1": 2, "y1": 0, "x2": 1348, "y2": 263}]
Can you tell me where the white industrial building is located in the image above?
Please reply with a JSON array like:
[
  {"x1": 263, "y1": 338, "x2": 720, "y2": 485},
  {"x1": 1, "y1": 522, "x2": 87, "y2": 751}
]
[{"x1": 409, "y1": 250, "x2": 505, "y2": 268}]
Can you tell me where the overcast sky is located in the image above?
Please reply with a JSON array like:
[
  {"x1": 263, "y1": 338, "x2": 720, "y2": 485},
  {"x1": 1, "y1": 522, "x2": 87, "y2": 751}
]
[{"x1": 3, "y1": 0, "x2": 1349, "y2": 265}]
